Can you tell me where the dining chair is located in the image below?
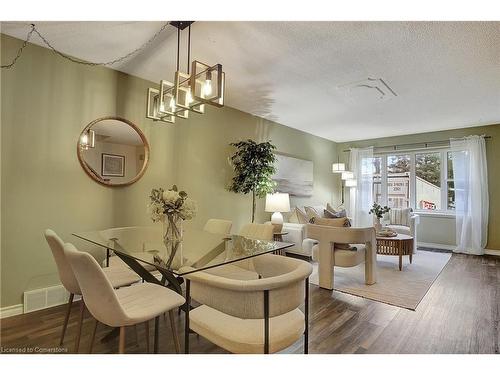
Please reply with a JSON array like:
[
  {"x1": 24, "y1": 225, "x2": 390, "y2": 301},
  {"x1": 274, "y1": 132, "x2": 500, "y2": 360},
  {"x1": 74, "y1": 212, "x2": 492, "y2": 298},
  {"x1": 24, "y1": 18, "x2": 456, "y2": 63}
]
[
  {"x1": 203, "y1": 219, "x2": 233, "y2": 235},
  {"x1": 64, "y1": 243, "x2": 186, "y2": 354},
  {"x1": 44, "y1": 229, "x2": 142, "y2": 352},
  {"x1": 239, "y1": 223, "x2": 274, "y2": 241},
  {"x1": 180, "y1": 254, "x2": 312, "y2": 354}
]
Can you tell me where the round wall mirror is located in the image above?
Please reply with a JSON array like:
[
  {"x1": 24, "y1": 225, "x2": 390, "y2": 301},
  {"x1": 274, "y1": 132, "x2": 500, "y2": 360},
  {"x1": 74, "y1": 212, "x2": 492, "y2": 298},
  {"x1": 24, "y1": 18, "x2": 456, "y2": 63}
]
[{"x1": 77, "y1": 117, "x2": 150, "y2": 187}]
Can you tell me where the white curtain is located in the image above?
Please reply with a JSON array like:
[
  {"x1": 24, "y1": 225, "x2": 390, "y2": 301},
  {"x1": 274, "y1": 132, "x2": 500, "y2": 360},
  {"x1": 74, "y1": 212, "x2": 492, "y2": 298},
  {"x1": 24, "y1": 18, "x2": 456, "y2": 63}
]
[
  {"x1": 349, "y1": 147, "x2": 374, "y2": 227},
  {"x1": 450, "y1": 135, "x2": 489, "y2": 255}
]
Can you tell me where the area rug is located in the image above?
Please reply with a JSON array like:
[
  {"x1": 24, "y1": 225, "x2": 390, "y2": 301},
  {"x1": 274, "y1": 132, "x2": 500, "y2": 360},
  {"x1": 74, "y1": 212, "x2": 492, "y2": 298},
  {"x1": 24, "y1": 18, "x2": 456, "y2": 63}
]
[{"x1": 310, "y1": 250, "x2": 452, "y2": 310}]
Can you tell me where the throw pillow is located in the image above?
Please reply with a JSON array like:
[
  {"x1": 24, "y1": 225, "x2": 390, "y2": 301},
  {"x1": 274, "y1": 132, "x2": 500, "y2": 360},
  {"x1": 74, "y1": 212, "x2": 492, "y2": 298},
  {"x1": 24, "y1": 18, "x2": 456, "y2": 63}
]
[
  {"x1": 324, "y1": 208, "x2": 347, "y2": 218},
  {"x1": 285, "y1": 210, "x2": 299, "y2": 224},
  {"x1": 310, "y1": 217, "x2": 350, "y2": 227},
  {"x1": 295, "y1": 207, "x2": 309, "y2": 224},
  {"x1": 304, "y1": 206, "x2": 321, "y2": 221}
]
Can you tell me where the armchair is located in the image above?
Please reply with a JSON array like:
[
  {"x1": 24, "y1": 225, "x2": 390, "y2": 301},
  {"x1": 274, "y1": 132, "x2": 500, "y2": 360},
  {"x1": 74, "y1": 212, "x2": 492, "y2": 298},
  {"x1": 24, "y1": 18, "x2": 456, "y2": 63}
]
[
  {"x1": 384, "y1": 209, "x2": 420, "y2": 253},
  {"x1": 306, "y1": 224, "x2": 377, "y2": 290}
]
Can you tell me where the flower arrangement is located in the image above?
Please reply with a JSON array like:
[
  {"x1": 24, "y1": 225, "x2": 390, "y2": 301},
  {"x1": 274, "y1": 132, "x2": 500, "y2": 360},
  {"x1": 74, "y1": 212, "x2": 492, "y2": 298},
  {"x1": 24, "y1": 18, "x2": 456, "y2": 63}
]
[
  {"x1": 369, "y1": 203, "x2": 390, "y2": 219},
  {"x1": 148, "y1": 185, "x2": 197, "y2": 223},
  {"x1": 149, "y1": 185, "x2": 196, "y2": 269}
]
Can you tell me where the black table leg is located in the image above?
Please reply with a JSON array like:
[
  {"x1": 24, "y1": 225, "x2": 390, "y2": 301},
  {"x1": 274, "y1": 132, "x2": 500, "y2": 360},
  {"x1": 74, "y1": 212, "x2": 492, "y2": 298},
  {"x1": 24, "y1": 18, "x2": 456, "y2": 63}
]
[{"x1": 154, "y1": 316, "x2": 159, "y2": 353}]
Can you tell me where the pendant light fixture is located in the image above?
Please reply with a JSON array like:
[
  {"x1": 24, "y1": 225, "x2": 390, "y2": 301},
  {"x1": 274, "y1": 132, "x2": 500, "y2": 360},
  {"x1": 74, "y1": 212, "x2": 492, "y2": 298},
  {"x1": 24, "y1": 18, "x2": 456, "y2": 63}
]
[{"x1": 146, "y1": 22, "x2": 225, "y2": 124}]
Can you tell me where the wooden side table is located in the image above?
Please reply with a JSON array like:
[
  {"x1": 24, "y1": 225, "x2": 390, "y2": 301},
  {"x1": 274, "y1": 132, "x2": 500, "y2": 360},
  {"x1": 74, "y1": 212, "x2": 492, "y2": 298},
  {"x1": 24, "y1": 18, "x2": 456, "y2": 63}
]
[
  {"x1": 273, "y1": 232, "x2": 288, "y2": 255},
  {"x1": 376, "y1": 233, "x2": 414, "y2": 271}
]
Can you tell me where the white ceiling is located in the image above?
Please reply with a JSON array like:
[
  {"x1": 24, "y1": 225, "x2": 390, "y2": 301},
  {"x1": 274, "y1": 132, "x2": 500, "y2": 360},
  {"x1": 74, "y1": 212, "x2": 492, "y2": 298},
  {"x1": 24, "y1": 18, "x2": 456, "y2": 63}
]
[
  {"x1": 2, "y1": 21, "x2": 499, "y2": 142},
  {"x1": 92, "y1": 119, "x2": 143, "y2": 146}
]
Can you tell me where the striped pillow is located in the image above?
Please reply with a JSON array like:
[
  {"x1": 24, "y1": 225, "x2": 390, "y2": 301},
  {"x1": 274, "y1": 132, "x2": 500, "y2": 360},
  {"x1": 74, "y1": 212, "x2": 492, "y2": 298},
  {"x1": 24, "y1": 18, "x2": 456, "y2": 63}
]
[{"x1": 389, "y1": 208, "x2": 412, "y2": 226}]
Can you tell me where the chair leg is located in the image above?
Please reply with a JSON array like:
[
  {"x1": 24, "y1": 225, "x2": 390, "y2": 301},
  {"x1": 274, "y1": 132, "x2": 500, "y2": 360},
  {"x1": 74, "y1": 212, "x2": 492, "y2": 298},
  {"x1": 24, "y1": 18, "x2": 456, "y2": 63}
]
[
  {"x1": 145, "y1": 321, "x2": 150, "y2": 353},
  {"x1": 74, "y1": 298, "x2": 85, "y2": 353},
  {"x1": 88, "y1": 319, "x2": 98, "y2": 353},
  {"x1": 154, "y1": 316, "x2": 159, "y2": 353},
  {"x1": 133, "y1": 325, "x2": 139, "y2": 346},
  {"x1": 60, "y1": 293, "x2": 74, "y2": 346},
  {"x1": 168, "y1": 310, "x2": 181, "y2": 354},
  {"x1": 119, "y1": 326, "x2": 126, "y2": 354}
]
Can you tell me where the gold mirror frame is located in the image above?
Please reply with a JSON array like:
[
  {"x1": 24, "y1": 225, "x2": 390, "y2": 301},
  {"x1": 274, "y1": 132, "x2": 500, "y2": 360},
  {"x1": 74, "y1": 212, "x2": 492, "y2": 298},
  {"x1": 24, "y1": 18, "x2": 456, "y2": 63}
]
[{"x1": 77, "y1": 116, "x2": 150, "y2": 187}]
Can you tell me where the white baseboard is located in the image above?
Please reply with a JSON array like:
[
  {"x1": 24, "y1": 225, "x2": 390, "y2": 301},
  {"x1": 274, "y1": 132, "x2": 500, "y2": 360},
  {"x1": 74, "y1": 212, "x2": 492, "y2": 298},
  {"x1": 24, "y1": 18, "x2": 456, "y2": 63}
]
[
  {"x1": 418, "y1": 242, "x2": 500, "y2": 257},
  {"x1": 418, "y1": 242, "x2": 455, "y2": 251},
  {"x1": 0, "y1": 304, "x2": 23, "y2": 319}
]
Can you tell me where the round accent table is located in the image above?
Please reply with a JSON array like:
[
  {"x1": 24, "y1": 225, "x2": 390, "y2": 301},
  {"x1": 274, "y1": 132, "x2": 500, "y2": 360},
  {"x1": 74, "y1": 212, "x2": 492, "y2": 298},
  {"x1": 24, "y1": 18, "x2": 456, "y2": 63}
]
[{"x1": 376, "y1": 233, "x2": 414, "y2": 271}]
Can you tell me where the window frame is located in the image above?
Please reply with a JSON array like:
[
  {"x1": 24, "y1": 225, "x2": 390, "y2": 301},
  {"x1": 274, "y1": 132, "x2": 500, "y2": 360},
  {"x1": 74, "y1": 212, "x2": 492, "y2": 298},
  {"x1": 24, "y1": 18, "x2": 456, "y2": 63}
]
[{"x1": 372, "y1": 147, "x2": 455, "y2": 215}]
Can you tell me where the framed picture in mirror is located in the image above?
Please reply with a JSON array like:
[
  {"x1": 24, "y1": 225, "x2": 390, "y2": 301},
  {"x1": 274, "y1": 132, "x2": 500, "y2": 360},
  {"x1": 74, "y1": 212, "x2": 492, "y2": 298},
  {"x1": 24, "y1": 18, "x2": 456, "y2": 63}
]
[{"x1": 101, "y1": 153, "x2": 125, "y2": 177}]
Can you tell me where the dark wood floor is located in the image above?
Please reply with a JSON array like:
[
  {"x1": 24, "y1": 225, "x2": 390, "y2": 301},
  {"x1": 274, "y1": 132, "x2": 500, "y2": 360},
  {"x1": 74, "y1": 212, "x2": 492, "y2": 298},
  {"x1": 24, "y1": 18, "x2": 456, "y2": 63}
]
[{"x1": 1, "y1": 253, "x2": 498, "y2": 354}]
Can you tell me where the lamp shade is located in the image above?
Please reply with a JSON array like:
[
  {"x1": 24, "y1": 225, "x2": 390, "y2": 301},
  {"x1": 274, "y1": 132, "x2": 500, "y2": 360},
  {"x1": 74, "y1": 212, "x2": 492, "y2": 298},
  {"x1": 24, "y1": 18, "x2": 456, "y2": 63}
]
[
  {"x1": 265, "y1": 193, "x2": 290, "y2": 213},
  {"x1": 345, "y1": 179, "x2": 357, "y2": 187},
  {"x1": 341, "y1": 171, "x2": 354, "y2": 180},
  {"x1": 332, "y1": 163, "x2": 346, "y2": 173}
]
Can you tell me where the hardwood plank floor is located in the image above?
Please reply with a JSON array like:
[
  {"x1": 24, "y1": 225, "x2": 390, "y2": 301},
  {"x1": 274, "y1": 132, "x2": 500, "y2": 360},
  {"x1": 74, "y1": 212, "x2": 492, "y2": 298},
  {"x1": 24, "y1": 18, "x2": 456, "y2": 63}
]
[{"x1": 0, "y1": 253, "x2": 498, "y2": 354}]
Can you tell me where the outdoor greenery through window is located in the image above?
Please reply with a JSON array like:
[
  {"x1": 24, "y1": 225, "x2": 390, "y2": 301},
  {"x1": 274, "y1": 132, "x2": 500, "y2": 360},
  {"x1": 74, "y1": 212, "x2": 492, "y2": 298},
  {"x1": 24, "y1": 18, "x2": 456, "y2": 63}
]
[{"x1": 368, "y1": 149, "x2": 455, "y2": 213}]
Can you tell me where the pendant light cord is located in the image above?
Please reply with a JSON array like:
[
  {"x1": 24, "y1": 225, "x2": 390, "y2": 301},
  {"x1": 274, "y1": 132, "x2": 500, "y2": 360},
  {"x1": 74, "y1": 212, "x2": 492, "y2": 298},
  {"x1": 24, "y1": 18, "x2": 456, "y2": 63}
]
[
  {"x1": 2, "y1": 22, "x2": 171, "y2": 69},
  {"x1": 176, "y1": 27, "x2": 180, "y2": 72},
  {"x1": 187, "y1": 25, "x2": 191, "y2": 74}
]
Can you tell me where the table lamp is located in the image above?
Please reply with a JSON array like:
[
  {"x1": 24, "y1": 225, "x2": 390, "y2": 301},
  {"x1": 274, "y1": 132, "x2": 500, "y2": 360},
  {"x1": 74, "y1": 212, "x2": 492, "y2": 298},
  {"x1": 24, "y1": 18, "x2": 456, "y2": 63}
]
[{"x1": 265, "y1": 193, "x2": 290, "y2": 232}]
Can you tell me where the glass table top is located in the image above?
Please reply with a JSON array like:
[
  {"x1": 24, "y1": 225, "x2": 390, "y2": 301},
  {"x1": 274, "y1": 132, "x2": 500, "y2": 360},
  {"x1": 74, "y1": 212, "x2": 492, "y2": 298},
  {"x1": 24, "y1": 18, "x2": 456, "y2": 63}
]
[{"x1": 72, "y1": 226, "x2": 293, "y2": 276}]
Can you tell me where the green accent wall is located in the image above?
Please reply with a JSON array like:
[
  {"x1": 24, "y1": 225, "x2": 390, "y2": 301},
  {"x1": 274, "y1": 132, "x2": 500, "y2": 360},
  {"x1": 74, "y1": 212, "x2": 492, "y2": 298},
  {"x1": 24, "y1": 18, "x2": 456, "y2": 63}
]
[
  {"x1": 338, "y1": 123, "x2": 500, "y2": 250},
  {"x1": 1, "y1": 34, "x2": 339, "y2": 308}
]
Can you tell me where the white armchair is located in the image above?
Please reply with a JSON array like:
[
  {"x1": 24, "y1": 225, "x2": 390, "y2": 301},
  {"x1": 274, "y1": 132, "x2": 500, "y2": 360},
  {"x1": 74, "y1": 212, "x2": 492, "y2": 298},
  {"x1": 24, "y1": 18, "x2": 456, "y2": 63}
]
[{"x1": 384, "y1": 209, "x2": 420, "y2": 253}]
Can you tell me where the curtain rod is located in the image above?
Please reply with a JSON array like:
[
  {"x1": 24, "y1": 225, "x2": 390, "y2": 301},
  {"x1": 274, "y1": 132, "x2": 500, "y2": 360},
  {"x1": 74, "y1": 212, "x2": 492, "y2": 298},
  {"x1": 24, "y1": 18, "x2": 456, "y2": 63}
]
[{"x1": 342, "y1": 135, "x2": 492, "y2": 152}]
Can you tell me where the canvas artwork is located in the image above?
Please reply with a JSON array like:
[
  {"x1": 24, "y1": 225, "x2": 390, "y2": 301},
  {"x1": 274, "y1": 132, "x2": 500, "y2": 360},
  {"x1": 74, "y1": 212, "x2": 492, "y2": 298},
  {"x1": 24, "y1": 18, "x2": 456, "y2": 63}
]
[
  {"x1": 273, "y1": 154, "x2": 313, "y2": 197},
  {"x1": 101, "y1": 153, "x2": 125, "y2": 177}
]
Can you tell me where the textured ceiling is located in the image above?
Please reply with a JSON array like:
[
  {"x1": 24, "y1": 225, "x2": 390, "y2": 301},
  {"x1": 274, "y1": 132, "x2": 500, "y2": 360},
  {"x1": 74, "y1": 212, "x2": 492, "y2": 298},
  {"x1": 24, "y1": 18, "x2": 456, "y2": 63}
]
[{"x1": 1, "y1": 21, "x2": 499, "y2": 142}]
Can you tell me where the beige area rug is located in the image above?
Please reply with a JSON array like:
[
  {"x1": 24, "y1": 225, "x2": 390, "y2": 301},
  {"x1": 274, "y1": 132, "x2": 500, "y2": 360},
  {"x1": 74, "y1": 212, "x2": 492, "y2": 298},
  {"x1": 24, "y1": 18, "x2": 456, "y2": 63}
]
[{"x1": 310, "y1": 250, "x2": 452, "y2": 310}]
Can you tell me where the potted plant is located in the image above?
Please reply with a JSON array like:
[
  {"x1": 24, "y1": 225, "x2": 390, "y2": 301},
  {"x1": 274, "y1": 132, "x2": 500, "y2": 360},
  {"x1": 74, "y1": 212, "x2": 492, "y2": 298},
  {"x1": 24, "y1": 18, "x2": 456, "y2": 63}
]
[
  {"x1": 228, "y1": 139, "x2": 277, "y2": 222},
  {"x1": 369, "y1": 203, "x2": 390, "y2": 232}
]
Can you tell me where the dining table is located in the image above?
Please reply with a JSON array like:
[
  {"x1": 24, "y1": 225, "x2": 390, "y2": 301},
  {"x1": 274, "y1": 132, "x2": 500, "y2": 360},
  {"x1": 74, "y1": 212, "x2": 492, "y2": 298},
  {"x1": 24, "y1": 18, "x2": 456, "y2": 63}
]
[{"x1": 72, "y1": 225, "x2": 294, "y2": 352}]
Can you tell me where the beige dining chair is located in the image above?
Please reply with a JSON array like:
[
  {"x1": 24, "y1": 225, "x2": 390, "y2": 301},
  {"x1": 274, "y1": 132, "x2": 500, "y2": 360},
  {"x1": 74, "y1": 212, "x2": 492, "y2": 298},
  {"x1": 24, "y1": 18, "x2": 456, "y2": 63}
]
[
  {"x1": 203, "y1": 219, "x2": 233, "y2": 235},
  {"x1": 180, "y1": 254, "x2": 312, "y2": 354},
  {"x1": 64, "y1": 243, "x2": 186, "y2": 354},
  {"x1": 204, "y1": 222, "x2": 274, "y2": 281},
  {"x1": 239, "y1": 223, "x2": 274, "y2": 241},
  {"x1": 306, "y1": 224, "x2": 377, "y2": 290},
  {"x1": 44, "y1": 229, "x2": 142, "y2": 352}
]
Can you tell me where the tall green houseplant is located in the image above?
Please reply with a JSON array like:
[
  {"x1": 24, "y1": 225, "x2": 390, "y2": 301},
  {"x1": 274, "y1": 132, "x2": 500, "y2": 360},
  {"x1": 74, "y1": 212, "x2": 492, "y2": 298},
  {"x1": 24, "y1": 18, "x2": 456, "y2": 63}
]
[{"x1": 228, "y1": 139, "x2": 277, "y2": 222}]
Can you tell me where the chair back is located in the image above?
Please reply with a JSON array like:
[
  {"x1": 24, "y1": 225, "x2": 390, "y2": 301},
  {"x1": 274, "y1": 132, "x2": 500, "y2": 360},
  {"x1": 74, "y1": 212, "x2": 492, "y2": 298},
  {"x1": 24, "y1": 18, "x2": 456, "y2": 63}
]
[
  {"x1": 64, "y1": 243, "x2": 128, "y2": 327},
  {"x1": 306, "y1": 224, "x2": 376, "y2": 245},
  {"x1": 239, "y1": 223, "x2": 274, "y2": 241},
  {"x1": 182, "y1": 254, "x2": 312, "y2": 319},
  {"x1": 203, "y1": 219, "x2": 232, "y2": 235},
  {"x1": 44, "y1": 229, "x2": 81, "y2": 295}
]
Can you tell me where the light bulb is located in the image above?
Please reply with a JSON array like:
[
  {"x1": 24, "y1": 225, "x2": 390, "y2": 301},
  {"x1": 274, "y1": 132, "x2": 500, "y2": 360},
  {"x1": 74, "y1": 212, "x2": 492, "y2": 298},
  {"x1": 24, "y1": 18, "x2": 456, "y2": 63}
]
[
  {"x1": 203, "y1": 79, "x2": 212, "y2": 97},
  {"x1": 159, "y1": 102, "x2": 165, "y2": 113},
  {"x1": 186, "y1": 88, "x2": 193, "y2": 105},
  {"x1": 169, "y1": 96, "x2": 176, "y2": 110},
  {"x1": 81, "y1": 134, "x2": 88, "y2": 144}
]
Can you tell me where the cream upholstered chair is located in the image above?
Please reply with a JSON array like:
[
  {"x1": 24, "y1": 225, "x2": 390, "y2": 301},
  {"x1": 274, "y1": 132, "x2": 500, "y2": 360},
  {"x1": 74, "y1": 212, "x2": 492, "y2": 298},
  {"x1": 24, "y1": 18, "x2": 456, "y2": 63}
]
[
  {"x1": 203, "y1": 219, "x2": 233, "y2": 235},
  {"x1": 64, "y1": 243, "x2": 185, "y2": 354},
  {"x1": 384, "y1": 208, "x2": 420, "y2": 253},
  {"x1": 180, "y1": 254, "x2": 312, "y2": 354},
  {"x1": 203, "y1": 222, "x2": 275, "y2": 281},
  {"x1": 306, "y1": 224, "x2": 377, "y2": 290},
  {"x1": 239, "y1": 223, "x2": 274, "y2": 241},
  {"x1": 44, "y1": 229, "x2": 142, "y2": 352}
]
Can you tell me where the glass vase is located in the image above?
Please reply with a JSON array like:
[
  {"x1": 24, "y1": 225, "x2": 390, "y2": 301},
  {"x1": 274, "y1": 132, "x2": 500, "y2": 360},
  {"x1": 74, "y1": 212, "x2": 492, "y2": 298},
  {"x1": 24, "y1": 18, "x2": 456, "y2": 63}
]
[{"x1": 162, "y1": 214, "x2": 183, "y2": 269}]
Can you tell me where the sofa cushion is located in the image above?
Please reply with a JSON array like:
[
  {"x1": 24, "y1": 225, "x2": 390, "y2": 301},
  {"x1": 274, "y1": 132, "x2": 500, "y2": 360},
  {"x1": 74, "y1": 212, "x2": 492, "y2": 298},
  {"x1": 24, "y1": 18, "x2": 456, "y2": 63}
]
[{"x1": 387, "y1": 224, "x2": 411, "y2": 236}]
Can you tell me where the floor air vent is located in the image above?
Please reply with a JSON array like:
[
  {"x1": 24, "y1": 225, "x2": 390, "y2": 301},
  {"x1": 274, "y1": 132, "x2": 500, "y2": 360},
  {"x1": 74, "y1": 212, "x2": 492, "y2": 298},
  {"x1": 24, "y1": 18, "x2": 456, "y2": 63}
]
[{"x1": 23, "y1": 285, "x2": 76, "y2": 313}]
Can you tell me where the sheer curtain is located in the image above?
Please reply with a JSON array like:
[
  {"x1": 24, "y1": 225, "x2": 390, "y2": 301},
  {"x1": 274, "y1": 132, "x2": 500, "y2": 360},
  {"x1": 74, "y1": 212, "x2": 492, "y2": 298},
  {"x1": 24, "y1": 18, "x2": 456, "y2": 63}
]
[
  {"x1": 450, "y1": 135, "x2": 489, "y2": 255},
  {"x1": 349, "y1": 147, "x2": 374, "y2": 227}
]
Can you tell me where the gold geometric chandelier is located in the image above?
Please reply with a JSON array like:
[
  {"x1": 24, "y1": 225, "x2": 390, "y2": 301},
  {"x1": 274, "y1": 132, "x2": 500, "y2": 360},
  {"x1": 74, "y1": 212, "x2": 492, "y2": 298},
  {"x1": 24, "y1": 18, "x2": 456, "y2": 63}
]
[{"x1": 146, "y1": 21, "x2": 225, "y2": 123}]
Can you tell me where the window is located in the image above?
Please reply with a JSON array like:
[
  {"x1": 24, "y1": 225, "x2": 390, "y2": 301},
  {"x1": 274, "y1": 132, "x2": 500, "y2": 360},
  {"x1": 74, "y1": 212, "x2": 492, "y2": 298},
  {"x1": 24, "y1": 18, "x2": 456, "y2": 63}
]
[
  {"x1": 415, "y1": 152, "x2": 441, "y2": 210},
  {"x1": 387, "y1": 154, "x2": 410, "y2": 208},
  {"x1": 364, "y1": 149, "x2": 456, "y2": 214}
]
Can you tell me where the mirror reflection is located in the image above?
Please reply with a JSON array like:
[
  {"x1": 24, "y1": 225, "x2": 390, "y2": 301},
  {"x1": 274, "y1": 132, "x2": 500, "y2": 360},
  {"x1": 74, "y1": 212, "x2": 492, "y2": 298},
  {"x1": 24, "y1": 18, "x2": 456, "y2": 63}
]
[{"x1": 77, "y1": 117, "x2": 149, "y2": 186}]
